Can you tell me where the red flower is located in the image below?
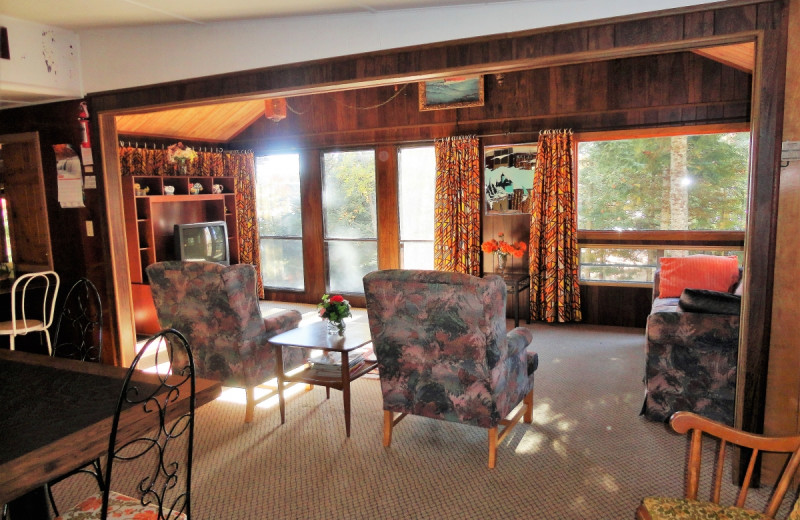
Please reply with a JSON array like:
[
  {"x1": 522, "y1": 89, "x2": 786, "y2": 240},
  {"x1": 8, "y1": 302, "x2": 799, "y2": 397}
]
[{"x1": 330, "y1": 295, "x2": 344, "y2": 303}]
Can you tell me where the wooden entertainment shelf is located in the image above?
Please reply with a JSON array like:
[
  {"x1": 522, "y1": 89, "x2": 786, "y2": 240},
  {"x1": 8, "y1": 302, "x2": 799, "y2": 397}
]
[{"x1": 122, "y1": 175, "x2": 240, "y2": 334}]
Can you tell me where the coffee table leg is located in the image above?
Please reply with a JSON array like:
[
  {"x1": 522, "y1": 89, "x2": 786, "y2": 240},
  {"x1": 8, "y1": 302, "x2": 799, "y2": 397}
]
[
  {"x1": 275, "y1": 345, "x2": 286, "y2": 424},
  {"x1": 342, "y1": 351, "x2": 351, "y2": 437}
]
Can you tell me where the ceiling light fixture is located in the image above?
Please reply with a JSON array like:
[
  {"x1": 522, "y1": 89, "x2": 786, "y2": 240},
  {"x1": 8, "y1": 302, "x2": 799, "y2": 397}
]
[{"x1": 264, "y1": 98, "x2": 287, "y2": 123}]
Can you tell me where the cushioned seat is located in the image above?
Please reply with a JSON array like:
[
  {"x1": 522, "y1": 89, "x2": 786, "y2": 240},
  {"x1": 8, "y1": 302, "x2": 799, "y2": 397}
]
[
  {"x1": 640, "y1": 497, "x2": 769, "y2": 520},
  {"x1": 635, "y1": 412, "x2": 800, "y2": 520},
  {"x1": 147, "y1": 261, "x2": 304, "y2": 423},
  {"x1": 363, "y1": 269, "x2": 538, "y2": 468},
  {"x1": 56, "y1": 490, "x2": 186, "y2": 519}
]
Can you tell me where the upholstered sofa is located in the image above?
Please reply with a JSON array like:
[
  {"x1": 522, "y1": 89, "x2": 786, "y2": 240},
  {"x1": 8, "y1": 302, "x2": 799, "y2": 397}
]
[{"x1": 642, "y1": 255, "x2": 742, "y2": 425}]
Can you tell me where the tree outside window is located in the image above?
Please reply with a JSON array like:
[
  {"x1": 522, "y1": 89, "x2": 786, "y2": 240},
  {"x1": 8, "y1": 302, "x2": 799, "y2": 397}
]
[
  {"x1": 577, "y1": 132, "x2": 749, "y2": 282},
  {"x1": 322, "y1": 150, "x2": 378, "y2": 294},
  {"x1": 256, "y1": 154, "x2": 305, "y2": 290}
]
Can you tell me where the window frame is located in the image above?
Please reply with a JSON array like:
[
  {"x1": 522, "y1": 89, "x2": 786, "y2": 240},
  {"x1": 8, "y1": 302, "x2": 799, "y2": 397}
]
[
  {"x1": 254, "y1": 153, "x2": 306, "y2": 291},
  {"x1": 320, "y1": 148, "x2": 379, "y2": 295},
  {"x1": 574, "y1": 123, "x2": 749, "y2": 286}
]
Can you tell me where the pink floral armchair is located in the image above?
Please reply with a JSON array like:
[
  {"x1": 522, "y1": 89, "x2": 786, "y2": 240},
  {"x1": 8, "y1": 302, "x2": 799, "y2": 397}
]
[
  {"x1": 147, "y1": 261, "x2": 304, "y2": 423},
  {"x1": 363, "y1": 269, "x2": 539, "y2": 468}
]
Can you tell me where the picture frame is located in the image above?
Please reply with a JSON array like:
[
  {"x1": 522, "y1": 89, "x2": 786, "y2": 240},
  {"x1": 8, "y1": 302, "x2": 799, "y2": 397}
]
[
  {"x1": 484, "y1": 143, "x2": 537, "y2": 214},
  {"x1": 418, "y1": 75, "x2": 484, "y2": 111}
]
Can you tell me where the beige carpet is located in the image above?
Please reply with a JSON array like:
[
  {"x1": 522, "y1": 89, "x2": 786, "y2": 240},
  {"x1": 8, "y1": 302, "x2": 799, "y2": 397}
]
[{"x1": 52, "y1": 315, "x2": 795, "y2": 519}]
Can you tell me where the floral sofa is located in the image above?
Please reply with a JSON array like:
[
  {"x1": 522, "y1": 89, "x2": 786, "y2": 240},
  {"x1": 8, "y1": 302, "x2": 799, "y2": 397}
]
[{"x1": 642, "y1": 255, "x2": 742, "y2": 425}]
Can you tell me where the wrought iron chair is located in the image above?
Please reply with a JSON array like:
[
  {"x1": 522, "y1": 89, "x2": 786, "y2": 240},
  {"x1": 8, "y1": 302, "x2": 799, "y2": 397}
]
[
  {"x1": 52, "y1": 277, "x2": 103, "y2": 361},
  {"x1": 46, "y1": 277, "x2": 105, "y2": 516},
  {"x1": 636, "y1": 411, "x2": 800, "y2": 520},
  {"x1": 0, "y1": 270, "x2": 60, "y2": 353},
  {"x1": 363, "y1": 269, "x2": 539, "y2": 468},
  {"x1": 54, "y1": 328, "x2": 196, "y2": 520}
]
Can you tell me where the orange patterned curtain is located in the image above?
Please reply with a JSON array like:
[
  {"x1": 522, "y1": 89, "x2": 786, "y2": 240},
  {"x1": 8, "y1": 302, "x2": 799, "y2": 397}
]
[
  {"x1": 227, "y1": 151, "x2": 264, "y2": 298},
  {"x1": 529, "y1": 130, "x2": 582, "y2": 323},
  {"x1": 117, "y1": 145, "x2": 264, "y2": 297},
  {"x1": 433, "y1": 135, "x2": 482, "y2": 275}
]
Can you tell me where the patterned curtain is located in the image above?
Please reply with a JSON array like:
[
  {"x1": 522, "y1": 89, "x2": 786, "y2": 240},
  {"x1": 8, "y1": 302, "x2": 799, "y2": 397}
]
[
  {"x1": 118, "y1": 145, "x2": 264, "y2": 297},
  {"x1": 433, "y1": 135, "x2": 482, "y2": 276},
  {"x1": 228, "y1": 152, "x2": 264, "y2": 298},
  {"x1": 529, "y1": 130, "x2": 582, "y2": 323}
]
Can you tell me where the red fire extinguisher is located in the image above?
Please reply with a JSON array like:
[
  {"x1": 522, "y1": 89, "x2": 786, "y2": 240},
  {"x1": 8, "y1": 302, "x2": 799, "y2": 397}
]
[{"x1": 78, "y1": 101, "x2": 91, "y2": 149}]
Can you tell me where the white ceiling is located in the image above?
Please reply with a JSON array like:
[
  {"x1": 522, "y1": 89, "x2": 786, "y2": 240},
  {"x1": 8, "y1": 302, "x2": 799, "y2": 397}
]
[{"x1": 2, "y1": 0, "x2": 519, "y2": 30}]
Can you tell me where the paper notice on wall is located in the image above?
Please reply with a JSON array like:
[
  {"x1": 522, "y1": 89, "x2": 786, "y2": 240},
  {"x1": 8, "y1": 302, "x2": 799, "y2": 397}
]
[{"x1": 54, "y1": 143, "x2": 85, "y2": 208}]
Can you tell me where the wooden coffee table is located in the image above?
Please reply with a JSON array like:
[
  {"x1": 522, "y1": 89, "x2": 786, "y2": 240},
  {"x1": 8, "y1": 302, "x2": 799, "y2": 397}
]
[{"x1": 269, "y1": 320, "x2": 377, "y2": 437}]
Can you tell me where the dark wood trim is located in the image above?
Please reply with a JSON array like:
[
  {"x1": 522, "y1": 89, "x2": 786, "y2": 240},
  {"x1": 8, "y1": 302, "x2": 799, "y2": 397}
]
[
  {"x1": 98, "y1": 113, "x2": 137, "y2": 366},
  {"x1": 735, "y1": 0, "x2": 789, "y2": 479},
  {"x1": 579, "y1": 230, "x2": 746, "y2": 247},
  {"x1": 376, "y1": 145, "x2": 400, "y2": 270},
  {"x1": 576, "y1": 122, "x2": 751, "y2": 141}
]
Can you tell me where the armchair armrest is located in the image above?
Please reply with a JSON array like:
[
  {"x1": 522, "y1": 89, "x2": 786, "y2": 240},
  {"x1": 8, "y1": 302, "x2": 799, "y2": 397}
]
[
  {"x1": 263, "y1": 309, "x2": 302, "y2": 339},
  {"x1": 506, "y1": 327, "x2": 533, "y2": 359}
]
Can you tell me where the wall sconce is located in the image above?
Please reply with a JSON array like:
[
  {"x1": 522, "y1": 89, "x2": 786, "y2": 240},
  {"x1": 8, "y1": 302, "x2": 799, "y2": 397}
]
[{"x1": 264, "y1": 98, "x2": 287, "y2": 123}]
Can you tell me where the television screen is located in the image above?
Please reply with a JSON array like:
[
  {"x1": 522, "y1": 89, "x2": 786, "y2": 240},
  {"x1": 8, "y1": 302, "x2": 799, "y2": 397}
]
[{"x1": 174, "y1": 221, "x2": 229, "y2": 265}]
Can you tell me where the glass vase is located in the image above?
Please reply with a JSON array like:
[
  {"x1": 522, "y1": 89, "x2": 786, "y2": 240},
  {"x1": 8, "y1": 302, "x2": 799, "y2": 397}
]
[
  {"x1": 326, "y1": 319, "x2": 345, "y2": 336},
  {"x1": 496, "y1": 254, "x2": 508, "y2": 275}
]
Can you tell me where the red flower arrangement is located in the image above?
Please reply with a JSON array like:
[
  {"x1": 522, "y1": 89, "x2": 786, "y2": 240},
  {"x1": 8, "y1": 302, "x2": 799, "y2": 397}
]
[{"x1": 481, "y1": 232, "x2": 527, "y2": 259}]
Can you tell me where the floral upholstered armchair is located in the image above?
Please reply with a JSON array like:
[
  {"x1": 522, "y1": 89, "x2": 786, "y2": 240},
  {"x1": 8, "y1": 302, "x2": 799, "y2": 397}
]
[
  {"x1": 363, "y1": 269, "x2": 539, "y2": 468},
  {"x1": 147, "y1": 261, "x2": 304, "y2": 423}
]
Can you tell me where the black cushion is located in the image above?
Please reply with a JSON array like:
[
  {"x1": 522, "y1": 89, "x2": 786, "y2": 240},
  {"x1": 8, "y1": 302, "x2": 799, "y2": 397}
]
[{"x1": 678, "y1": 288, "x2": 741, "y2": 315}]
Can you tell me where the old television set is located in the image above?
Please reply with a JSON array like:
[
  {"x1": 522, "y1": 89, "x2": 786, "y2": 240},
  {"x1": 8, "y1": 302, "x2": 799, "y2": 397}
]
[{"x1": 174, "y1": 221, "x2": 230, "y2": 265}]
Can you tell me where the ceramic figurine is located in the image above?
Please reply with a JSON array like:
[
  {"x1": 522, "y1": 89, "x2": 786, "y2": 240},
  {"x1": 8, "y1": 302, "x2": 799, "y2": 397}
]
[
  {"x1": 212, "y1": 184, "x2": 223, "y2": 194},
  {"x1": 164, "y1": 185, "x2": 175, "y2": 195},
  {"x1": 190, "y1": 183, "x2": 204, "y2": 195}
]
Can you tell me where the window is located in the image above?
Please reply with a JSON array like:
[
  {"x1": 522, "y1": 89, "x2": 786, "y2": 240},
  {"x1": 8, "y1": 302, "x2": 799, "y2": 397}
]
[
  {"x1": 398, "y1": 146, "x2": 435, "y2": 269},
  {"x1": 255, "y1": 154, "x2": 304, "y2": 290},
  {"x1": 322, "y1": 150, "x2": 377, "y2": 294},
  {"x1": 577, "y1": 132, "x2": 749, "y2": 282}
]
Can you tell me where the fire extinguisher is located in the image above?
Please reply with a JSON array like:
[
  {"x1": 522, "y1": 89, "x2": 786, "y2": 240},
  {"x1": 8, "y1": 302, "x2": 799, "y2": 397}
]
[{"x1": 78, "y1": 101, "x2": 91, "y2": 149}]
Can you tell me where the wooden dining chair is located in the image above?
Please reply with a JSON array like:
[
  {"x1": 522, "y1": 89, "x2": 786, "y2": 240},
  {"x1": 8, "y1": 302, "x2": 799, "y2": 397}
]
[
  {"x1": 0, "y1": 270, "x2": 60, "y2": 354},
  {"x1": 636, "y1": 411, "x2": 800, "y2": 520},
  {"x1": 54, "y1": 328, "x2": 196, "y2": 520}
]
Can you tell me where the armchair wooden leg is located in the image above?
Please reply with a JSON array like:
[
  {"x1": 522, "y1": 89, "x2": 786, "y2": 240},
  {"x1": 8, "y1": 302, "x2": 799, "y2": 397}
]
[
  {"x1": 383, "y1": 411, "x2": 393, "y2": 447},
  {"x1": 488, "y1": 427, "x2": 499, "y2": 469},
  {"x1": 245, "y1": 387, "x2": 255, "y2": 423},
  {"x1": 523, "y1": 388, "x2": 534, "y2": 424}
]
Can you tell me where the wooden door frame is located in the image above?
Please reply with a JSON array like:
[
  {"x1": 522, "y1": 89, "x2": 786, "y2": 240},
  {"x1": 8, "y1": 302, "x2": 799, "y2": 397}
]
[
  {"x1": 92, "y1": 5, "x2": 787, "y2": 451},
  {"x1": 0, "y1": 131, "x2": 54, "y2": 272}
]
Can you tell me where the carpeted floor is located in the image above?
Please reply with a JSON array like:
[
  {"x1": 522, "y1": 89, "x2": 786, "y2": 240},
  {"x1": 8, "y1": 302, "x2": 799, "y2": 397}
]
[{"x1": 51, "y1": 306, "x2": 794, "y2": 519}]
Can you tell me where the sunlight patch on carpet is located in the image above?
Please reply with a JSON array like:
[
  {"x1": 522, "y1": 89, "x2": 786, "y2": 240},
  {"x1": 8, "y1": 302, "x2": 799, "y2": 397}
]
[{"x1": 514, "y1": 429, "x2": 546, "y2": 454}]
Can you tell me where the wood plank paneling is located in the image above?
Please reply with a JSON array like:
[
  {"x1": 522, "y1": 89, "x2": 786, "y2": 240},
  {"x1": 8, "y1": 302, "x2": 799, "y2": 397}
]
[{"x1": 81, "y1": 1, "x2": 786, "y2": 449}]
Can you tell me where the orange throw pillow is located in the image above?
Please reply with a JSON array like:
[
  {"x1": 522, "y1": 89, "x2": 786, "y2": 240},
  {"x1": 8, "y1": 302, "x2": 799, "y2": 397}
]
[{"x1": 658, "y1": 255, "x2": 740, "y2": 298}]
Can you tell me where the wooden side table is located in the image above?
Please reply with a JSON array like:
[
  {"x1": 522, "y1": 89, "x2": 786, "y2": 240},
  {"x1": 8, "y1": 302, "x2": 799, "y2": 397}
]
[
  {"x1": 484, "y1": 271, "x2": 531, "y2": 327},
  {"x1": 268, "y1": 321, "x2": 377, "y2": 437}
]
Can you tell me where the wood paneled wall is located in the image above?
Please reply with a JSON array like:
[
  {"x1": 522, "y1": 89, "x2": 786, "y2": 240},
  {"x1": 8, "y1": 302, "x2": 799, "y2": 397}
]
[
  {"x1": 233, "y1": 53, "x2": 751, "y2": 151},
  {"x1": 80, "y1": 0, "x2": 786, "y2": 442},
  {"x1": 229, "y1": 50, "x2": 750, "y2": 326},
  {"x1": 0, "y1": 100, "x2": 116, "y2": 363}
]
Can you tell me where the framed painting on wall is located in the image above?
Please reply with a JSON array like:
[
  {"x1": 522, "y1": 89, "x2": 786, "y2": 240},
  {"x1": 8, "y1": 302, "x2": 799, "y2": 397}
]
[
  {"x1": 484, "y1": 144, "x2": 537, "y2": 214},
  {"x1": 418, "y1": 75, "x2": 484, "y2": 111}
]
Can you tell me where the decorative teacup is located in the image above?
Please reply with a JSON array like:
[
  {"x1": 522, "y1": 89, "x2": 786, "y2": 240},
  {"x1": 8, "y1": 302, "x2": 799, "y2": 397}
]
[
  {"x1": 190, "y1": 183, "x2": 204, "y2": 195},
  {"x1": 212, "y1": 184, "x2": 223, "y2": 194},
  {"x1": 164, "y1": 185, "x2": 175, "y2": 195}
]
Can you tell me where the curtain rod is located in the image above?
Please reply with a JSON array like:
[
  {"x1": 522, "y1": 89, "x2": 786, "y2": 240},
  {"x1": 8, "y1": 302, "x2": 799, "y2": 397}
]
[{"x1": 118, "y1": 141, "x2": 252, "y2": 153}]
